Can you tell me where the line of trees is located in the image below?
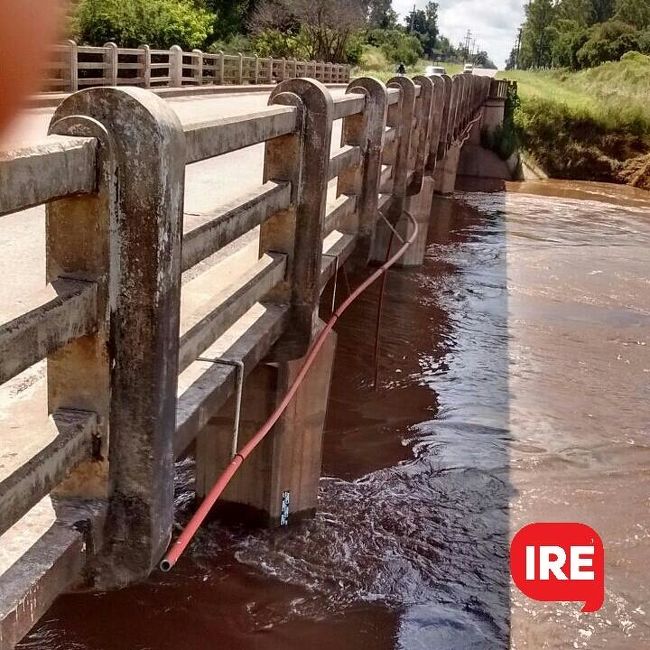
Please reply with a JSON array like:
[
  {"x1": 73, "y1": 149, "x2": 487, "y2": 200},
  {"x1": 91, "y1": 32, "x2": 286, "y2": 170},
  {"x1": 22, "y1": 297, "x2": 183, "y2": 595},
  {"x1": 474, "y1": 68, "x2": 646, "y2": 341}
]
[
  {"x1": 508, "y1": 0, "x2": 650, "y2": 70},
  {"x1": 69, "y1": 0, "x2": 496, "y2": 68}
]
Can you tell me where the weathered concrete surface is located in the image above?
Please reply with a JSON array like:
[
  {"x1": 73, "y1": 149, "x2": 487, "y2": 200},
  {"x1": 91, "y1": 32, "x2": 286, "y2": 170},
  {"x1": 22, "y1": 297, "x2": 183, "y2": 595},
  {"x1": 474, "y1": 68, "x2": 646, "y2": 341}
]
[{"x1": 0, "y1": 88, "x2": 349, "y2": 594}]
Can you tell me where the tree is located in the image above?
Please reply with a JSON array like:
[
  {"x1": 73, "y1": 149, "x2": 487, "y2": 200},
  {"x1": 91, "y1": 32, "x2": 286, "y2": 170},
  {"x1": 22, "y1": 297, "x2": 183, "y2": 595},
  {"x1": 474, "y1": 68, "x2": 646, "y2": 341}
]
[
  {"x1": 577, "y1": 19, "x2": 641, "y2": 66},
  {"x1": 590, "y1": 0, "x2": 616, "y2": 23},
  {"x1": 368, "y1": 0, "x2": 398, "y2": 29},
  {"x1": 615, "y1": 0, "x2": 650, "y2": 30},
  {"x1": 520, "y1": 0, "x2": 556, "y2": 67},
  {"x1": 251, "y1": 0, "x2": 366, "y2": 62},
  {"x1": 73, "y1": 0, "x2": 213, "y2": 49},
  {"x1": 202, "y1": 0, "x2": 258, "y2": 40},
  {"x1": 406, "y1": 2, "x2": 439, "y2": 58}
]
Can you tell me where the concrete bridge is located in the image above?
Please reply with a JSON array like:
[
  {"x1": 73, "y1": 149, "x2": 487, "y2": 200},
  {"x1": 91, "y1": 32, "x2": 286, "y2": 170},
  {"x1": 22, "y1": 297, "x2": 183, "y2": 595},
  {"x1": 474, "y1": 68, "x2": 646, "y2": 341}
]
[{"x1": 0, "y1": 72, "x2": 510, "y2": 648}]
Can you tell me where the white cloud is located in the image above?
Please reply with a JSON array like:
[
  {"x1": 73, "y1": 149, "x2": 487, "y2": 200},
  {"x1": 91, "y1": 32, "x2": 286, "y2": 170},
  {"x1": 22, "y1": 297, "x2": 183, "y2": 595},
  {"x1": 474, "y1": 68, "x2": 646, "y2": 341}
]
[{"x1": 392, "y1": 0, "x2": 526, "y2": 68}]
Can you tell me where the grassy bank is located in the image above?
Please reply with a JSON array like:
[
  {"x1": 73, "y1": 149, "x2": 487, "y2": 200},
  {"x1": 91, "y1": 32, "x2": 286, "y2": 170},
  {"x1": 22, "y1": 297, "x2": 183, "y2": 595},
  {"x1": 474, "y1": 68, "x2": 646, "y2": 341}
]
[{"x1": 499, "y1": 53, "x2": 650, "y2": 189}]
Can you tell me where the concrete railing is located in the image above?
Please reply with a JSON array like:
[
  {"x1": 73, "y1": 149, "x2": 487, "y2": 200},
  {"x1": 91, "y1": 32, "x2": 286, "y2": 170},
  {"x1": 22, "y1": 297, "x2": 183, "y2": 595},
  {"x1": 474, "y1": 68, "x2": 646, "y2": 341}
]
[
  {"x1": 0, "y1": 72, "x2": 505, "y2": 648},
  {"x1": 43, "y1": 40, "x2": 351, "y2": 92}
]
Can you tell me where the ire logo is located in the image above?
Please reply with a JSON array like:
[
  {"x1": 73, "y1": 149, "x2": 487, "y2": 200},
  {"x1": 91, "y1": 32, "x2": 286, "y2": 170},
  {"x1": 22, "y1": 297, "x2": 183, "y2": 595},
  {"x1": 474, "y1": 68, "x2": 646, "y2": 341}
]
[{"x1": 510, "y1": 522, "x2": 605, "y2": 612}]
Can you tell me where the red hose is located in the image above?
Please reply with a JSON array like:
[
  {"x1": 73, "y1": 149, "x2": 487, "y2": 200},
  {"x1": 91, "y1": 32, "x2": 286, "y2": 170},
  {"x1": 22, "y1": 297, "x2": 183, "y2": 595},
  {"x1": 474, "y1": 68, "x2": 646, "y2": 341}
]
[{"x1": 160, "y1": 212, "x2": 419, "y2": 572}]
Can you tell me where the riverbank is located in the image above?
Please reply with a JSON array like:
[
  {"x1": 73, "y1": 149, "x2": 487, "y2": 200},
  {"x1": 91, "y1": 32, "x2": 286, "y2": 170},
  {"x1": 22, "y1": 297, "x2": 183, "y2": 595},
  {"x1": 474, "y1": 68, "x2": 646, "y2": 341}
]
[{"x1": 500, "y1": 53, "x2": 650, "y2": 190}]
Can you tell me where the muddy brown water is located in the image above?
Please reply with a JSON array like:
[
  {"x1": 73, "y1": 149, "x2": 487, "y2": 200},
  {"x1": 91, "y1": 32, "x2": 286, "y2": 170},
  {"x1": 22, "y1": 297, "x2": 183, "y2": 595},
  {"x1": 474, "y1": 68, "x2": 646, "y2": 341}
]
[{"x1": 19, "y1": 180, "x2": 650, "y2": 649}]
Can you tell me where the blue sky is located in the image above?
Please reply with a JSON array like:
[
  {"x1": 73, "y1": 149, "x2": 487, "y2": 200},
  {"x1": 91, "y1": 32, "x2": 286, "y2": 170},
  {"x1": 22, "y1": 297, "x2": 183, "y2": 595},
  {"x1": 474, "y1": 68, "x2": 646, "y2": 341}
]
[{"x1": 392, "y1": 0, "x2": 526, "y2": 68}]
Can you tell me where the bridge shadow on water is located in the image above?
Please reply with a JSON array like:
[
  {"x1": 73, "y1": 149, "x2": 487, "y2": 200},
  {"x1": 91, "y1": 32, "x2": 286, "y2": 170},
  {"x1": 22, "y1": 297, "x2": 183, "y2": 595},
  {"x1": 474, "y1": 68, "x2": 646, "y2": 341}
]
[{"x1": 20, "y1": 191, "x2": 512, "y2": 650}]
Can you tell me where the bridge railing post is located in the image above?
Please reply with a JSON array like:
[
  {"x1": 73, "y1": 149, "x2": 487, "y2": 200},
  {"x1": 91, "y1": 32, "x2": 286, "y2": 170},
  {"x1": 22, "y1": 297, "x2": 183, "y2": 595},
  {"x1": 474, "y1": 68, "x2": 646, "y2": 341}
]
[
  {"x1": 338, "y1": 77, "x2": 388, "y2": 253},
  {"x1": 48, "y1": 87, "x2": 185, "y2": 588},
  {"x1": 65, "y1": 39, "x2": 78, "y2": 92},
  {"x1": 192, "y1": 49, "x2": 203, "y2": 85},
  {"x1": 170, "y1": 45, "x2": 183, "y2": 87},
  {"x1": 426, "y1": 75, "x2": 445, "y2": 174},
  {"x1": 140, "y1": 44, "x2": 151, "y2": 88},
  {"x1": 261, "y1": 78, "x2": 334, "y2": 359},
  {"x1": 103, "y1": 42, "x2": 118, "y2": 86},
  {"x1": 411, "y1": 75, "x2": 435, "y2": 193}
]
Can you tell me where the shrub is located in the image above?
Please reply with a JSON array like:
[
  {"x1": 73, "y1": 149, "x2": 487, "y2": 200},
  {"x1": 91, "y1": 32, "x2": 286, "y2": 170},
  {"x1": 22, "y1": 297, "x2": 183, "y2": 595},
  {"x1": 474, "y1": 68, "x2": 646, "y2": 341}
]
[
  {"x1": 73, "y1": 0, "x2": 213, "y2": 50},
  {"x1": 207, "y1": 34, "x2": 254, "y2": 55},
  {"x1": 358, "y1": 45, "x2": 389, "y2": 71},
  {"x1": 365, "y1": 28, "x2": 423, "y2": 66}
]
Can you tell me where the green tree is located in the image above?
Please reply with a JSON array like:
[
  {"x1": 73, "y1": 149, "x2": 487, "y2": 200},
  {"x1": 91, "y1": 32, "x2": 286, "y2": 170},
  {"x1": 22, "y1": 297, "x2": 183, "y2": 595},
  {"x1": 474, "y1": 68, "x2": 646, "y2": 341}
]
[
  {"x1": 590, "y1": 0, "x2": 616, "y2": 23},
  {"x1": 73, "y1": 0, "x2": 213, "y2": 49},
  {"x1": 577, "y1": 19, "x2": 641, "y2": 66},
  {"x1": 520, "y1": 0, "x2": 556, "y2": 68},
  {"x1": 366, "y1": 28, "x2": 423, "y2": 65},
  {"x1": 406, "y1": 2, "x2": 439, "y2": 58},
  {"x1": 368, "y1": 0, "x2": 399, "y2": 29},
  {"x1": 615, "y1": 0, "x2": 650, "y2": 29},
  {"x1": 556, "y1": 0, "x2": 592, "y2": 25}
]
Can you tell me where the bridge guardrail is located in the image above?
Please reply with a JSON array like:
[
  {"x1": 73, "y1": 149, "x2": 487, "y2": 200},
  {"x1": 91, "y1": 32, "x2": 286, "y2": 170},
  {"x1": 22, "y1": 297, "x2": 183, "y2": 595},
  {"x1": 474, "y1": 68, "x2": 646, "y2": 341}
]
[
  {"x1": 0, "y1": 71, "x2": 502, "y2": 647},
  {"x1": 44, "y1": 40, "x2": 351, "y2": 93}
]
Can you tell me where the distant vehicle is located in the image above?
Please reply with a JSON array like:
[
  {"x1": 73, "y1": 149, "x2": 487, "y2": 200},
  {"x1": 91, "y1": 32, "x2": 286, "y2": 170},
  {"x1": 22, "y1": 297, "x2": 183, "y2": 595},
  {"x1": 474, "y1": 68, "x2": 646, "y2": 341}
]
[
  {"x1": 425, "y1": 65, "x2": 446, "y2": 76},
  {"x1": 463, "y1": 63, "x2": 474, "y2": 74}
]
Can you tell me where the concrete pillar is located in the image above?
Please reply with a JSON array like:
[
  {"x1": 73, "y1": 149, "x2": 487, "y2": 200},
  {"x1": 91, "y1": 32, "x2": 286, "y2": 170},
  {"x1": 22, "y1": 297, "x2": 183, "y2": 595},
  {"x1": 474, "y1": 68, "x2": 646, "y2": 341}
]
[
  {"x1": 218, "y1": 51, "x2": 225, "y2": 84},
  {"x1": 370, "y1": 76, "x2": 416, "y2": 263},
  {"x1": 170, "y1": 45, "x2": 183, "y2": 87},
  {"x1": 338, "y1": 77, "x2": 388, "y2": 256},
  {"x1": 262, "y1": 78, "x2": 333, "y2": 360},
  {"x1": 436, "y1": 75, "x2": 453, "y2": 162},
  {"x1": 140, "y1": 45, "x2": 151, "y2": 88},
  {"x1": 434, "y1": 141, "x2": 461, "y2": 195},
  {"x1": 103, "y1": 42, "x2": 118, "y2": 86},
  {"x1": 192, "y1": 49, "x2": 203, "y2": 85},
  {"x1": 411, "y1": 75, "x2": 435, "y2": 193},
  {"x1": 66, "y1": 40, "x2": 78, "y2": 92},
  {"x1": 425, "y1": 75, "x2": 445, "y2": 174},
  {"x1": 49, "y1": 87, "x2": 185, "y2": 588},
  {"x1": 482, "y1": 98, "x2": 506, "y2": 135},
  {"x1": 195, "y1": 324, "x2": 336, "y2": 526}
]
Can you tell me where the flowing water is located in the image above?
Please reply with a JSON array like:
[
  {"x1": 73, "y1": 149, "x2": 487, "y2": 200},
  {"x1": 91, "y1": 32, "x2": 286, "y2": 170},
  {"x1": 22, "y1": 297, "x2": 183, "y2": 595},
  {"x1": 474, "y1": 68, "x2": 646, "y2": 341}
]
[{"x1": 20, "y1": 180, "x2": 650, "y2": 649}]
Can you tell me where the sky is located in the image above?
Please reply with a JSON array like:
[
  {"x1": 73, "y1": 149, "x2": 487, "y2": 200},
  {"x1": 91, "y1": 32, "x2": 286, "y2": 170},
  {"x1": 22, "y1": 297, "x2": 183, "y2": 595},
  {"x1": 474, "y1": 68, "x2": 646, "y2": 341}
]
[{"x1": 392, "y1": 0, "x2": 526, "y2": 69}]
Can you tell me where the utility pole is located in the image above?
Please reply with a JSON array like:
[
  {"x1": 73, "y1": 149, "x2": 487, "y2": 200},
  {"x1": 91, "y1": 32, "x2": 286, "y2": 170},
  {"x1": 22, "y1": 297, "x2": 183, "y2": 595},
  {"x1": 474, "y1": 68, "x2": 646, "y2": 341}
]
[
  {"x1": 410, "y1": 3, "x2": 416, "y2": 32},
  {"x1": 463, "y1": 29, "x2": 472, "y2": 62}
]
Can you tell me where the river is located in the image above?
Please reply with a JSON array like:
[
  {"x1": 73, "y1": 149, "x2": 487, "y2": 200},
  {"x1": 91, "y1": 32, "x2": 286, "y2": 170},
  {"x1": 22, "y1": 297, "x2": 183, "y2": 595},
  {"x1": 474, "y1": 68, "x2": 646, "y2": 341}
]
[{"x1": 19, "y1": 180, "x2": 650, "y2": 649}]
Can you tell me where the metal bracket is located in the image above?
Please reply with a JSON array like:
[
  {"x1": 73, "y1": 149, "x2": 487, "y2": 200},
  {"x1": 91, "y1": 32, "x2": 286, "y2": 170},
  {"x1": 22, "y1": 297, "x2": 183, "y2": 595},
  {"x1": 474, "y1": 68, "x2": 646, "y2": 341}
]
[
  {"x1": 196, "y1": 356, "x2": 245, "y2": 459},
  {"x1": 321, "y1": 252, "x2": 340, "y2": 312},
  {"x1": 378, "y1": 209, "x2": 406, "y2": 244}
]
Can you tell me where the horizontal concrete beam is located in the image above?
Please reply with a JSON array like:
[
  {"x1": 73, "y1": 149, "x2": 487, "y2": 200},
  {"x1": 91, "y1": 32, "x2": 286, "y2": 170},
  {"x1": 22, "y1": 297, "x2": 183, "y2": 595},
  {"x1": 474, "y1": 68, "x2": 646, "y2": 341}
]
[
  {"x1": 26, "y1": 83, "x2": 351, "y2": 109},
  {"x1": 0, "y1": 522, "x2": 86, "y2": 649},
  {"x1": 179, "y1": 252, "x2": 286, "y2": 373},
  {"x1": 182, "y1": 181, "x2": 291, "y2": 272},
  {"x1": 184, "y1": 105, "x2": 298, "y2": 163},
  {"x1": 0, "y1": 410, "x2": 97, "y2": 538},
  {"x1": 328, "y1": 145, "x2": 362, "y2": 182},
  {"x1": 0, "y1": 279, "x2": 97, "y2": 385},
  {"x1": 0, "y1": 136, "x2": 97, "y2": 217}
]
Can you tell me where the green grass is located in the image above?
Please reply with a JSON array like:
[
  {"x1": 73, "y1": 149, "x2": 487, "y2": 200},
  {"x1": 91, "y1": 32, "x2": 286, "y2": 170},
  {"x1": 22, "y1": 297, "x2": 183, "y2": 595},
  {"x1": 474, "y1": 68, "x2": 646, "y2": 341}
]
[
  {"x1": 352, "y1": 59, "x2": 462, "y2": 82},
  {"x1": 498, "y1": 52, "x2": 650, "y2": 134},
  {"x1": 498, "y1": 54, "x2": 650, "y2": 187}
]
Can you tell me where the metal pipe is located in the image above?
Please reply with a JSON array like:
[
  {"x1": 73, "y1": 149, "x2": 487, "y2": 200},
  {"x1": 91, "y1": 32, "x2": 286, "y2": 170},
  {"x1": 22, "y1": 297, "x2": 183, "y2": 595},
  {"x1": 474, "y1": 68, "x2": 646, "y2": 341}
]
[
  {"x1": 196, "y1": 357, "x2": 244, "y2": 458},
  {"x1": 160, "y1": 211, "x2": 420, "y2": 572}
]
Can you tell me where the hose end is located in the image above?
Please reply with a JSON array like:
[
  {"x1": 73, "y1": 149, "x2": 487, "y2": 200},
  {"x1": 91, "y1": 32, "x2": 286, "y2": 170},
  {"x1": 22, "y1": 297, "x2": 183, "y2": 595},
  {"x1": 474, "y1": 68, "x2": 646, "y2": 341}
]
[{"x1": 160, "y1": 559, "x2": 173, "y2": 573}]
